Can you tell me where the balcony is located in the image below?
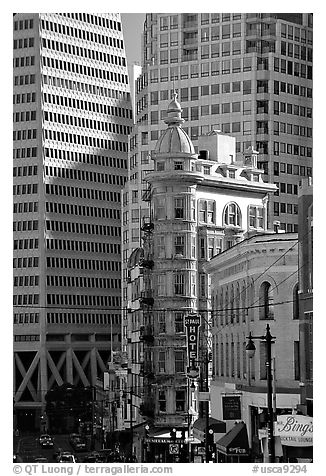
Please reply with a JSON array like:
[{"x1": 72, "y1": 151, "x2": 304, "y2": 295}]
[
  {"x1": 139, "y1": 399, "x2": 155, "y2": 418},
  {"x1": 142, "y1": 187, "x2": 152, "y2": 202},
  {"x1": 139, "y1": 291, "x2": 154, "y2": 307},
  {"x1": 139, "y1": 325, "x2": 154, "y2": 345},
  {"x1": 140, "y1": 361, "x2": 155, "y2": 379},
  {"x1": 139, "y1": 258, "x2": 154, "y2": 270},
  {"x1": 141, "y1": 217, "x2": 154, "y2": 233}
]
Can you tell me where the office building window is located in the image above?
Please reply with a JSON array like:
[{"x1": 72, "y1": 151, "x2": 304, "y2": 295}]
[
  {"x1": 170, "y1": 15, "x2": 178, "y2": 29},
  {"x1": 211, "y1": 61, "x2": 219, "y2": 75},
  {"x1": 232, "y1": 122, "x2": 240, "y2": 133},
  {"x1": 243, "y1": 121, "x2": 251, "y2": 135},
  {"x1": 170, "y1": 49, "x2": 178, "y2": 63},
  {"x1": 160, "y1": 16, "x2": 169, "y2": 30},
  {"x1": 191, "y1": 86, "x2": 199, "y2": 100},
  {"x1": 243, "y1": 80, "x2": 251, "y2": 94}
]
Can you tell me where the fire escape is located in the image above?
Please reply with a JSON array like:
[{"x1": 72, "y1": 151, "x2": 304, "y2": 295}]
[{"x1": 138, "y1": 187, "x2": 156, "y2": 419}]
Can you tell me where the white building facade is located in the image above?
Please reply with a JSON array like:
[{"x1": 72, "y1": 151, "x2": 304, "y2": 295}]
[
  {"x1": 124, "y1": 96, "x2": 277, "y2": 441},
  {"x1": 204, "y1": 233, "x2": 301, "y2": 461}
]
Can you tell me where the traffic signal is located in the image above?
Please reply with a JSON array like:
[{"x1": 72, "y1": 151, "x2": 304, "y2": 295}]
[
  {"x1": 207, "y1": 428, "x2": 214, "y2": 445},
  {"x1": 170, "y1": 428, "x2": 177, "y2": 440}
]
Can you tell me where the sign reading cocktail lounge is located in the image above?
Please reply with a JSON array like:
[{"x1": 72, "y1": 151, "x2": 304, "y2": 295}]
[{"x1": 275, "y1": 415, "x2": 313, "y2": 447}]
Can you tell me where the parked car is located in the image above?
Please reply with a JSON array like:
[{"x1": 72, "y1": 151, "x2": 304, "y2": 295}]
[
  {"x1": 83, "y1": 453, "x2": 98, "y2": 463},
  {"x1": 97, "y1": 450, "x2": 125, "y2": 463},
  {"x1": 34, "y1": 456, "x2": 49, "y2": 463},
  {"x1": 38, "y1": 434, "x2": 54, "y2": 448},
  {"x1": 57, "y1": 452, "x2": 76, "y2": 463},
  {"x1": 69, "y1": 435, "x2": 87, "y2": 452}
]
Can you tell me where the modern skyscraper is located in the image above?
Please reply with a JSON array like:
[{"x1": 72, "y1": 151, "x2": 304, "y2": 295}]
[
  {"x1": 135, "y1": 13, "x2": 313, "y2": 230},
  {"x1": 121, "y1": 13, "x2": 313, "y2": 434},
  {"x1": 13, "y1": 13, "x2": 133, "y2": 430}
]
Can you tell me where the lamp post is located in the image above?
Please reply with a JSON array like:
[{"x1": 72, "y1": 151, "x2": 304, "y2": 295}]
[{"x1": 246, "y1": 324, "x2": 275, "y2": 463}]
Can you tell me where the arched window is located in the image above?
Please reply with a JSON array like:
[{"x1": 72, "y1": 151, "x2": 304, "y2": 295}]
[
  {"x1": 259, "y1": 281, "x2": 274, "y2": 320},
  {"x1": 223, "y1": 202, "x2": 241, "y2": 227},
  {"x1": 293, "y1": 283, "x2": 299, "y2": 319}
]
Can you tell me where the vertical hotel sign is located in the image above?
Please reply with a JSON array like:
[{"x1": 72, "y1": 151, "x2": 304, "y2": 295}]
[{"x1": 185, "y1": 314, "x2": 200, "y2": 378}]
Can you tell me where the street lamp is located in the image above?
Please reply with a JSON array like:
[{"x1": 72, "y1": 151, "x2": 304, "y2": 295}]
[{"x1": 246, "y1": 324, "x2": 275, "y2": 463}]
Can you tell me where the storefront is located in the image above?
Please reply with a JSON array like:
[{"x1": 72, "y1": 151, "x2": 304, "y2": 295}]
[
  {"x1": 144, "y1": 429, "x2": 201, "y2": 463},
  {"x1": 215, "y1": 421, "x2": 250, "y2": 463},
  {"x1": 275, "y1": 414, "x2": 313, "y2": 462},
  {"x1": 258, "y1": 414, "x2": 313, "y2": 462}
]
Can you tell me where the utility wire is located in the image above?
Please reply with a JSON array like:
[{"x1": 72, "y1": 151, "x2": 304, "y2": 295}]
[{"x1": 13, "y1": 296, "x2": 310, "y2": 313}]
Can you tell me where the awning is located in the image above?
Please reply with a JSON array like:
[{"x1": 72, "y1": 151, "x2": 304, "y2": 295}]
[
  {"x1": 193, "y1": 417, "x2": 226, "y2": 433},
  {"x1": 145, "y1": 429, "x2": 200, "y2": 445},
  {"x1": 193, "y1": 417, "x2": 226, "y2": 442},
  {"x1": 216, "y1": 422, "x2": 249, "y2": 457}
]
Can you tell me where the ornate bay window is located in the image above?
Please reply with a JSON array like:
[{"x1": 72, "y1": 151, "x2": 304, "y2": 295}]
[
  {"x1": 174, "y1": 235, "x2": 185, "y2": 256},
  {"x1": 174, "y1": 272, "x2": 185, "y2": 295},
  {"x1": 174, "y1": 197, "x2": 185, "y2": 219}
]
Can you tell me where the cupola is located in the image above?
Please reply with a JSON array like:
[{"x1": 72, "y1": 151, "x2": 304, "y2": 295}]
[{"x1": 154, "y1": 93, "x2": 195, "y2": 155}]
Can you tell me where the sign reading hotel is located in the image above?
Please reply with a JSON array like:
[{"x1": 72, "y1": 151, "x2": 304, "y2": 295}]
[
  {"x1": 184, "y1": 314, "x2": 200, "y2": 377},
  {"x1": 275, "y1": 415, "x2": 313, "y2": 447}
]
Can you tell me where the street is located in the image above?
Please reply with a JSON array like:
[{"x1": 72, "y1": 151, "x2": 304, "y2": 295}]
[{"x1": 14, "y1": 433, "x2": 92, "y2": 463}]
